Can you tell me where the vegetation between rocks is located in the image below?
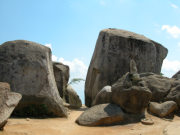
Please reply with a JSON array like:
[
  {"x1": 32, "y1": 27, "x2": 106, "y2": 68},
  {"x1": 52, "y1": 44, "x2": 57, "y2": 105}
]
[{"x1": 12, "y1": 104, "x2": 49, "y2": 117}]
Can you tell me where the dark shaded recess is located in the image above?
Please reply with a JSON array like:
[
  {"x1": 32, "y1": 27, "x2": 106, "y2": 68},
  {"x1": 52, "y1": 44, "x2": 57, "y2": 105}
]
[
  {"x1": 14, "y1": 95, "x2": 46, "y2": 111},
  {"x1": 64, "y1": 89, "x2": 69, "y2": 103}
]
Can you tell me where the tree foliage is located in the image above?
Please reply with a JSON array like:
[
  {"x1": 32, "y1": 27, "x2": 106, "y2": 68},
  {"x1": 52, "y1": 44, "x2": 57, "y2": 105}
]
[{"x1": 69, "y1": 78, "x2": 85, "y2": 84}]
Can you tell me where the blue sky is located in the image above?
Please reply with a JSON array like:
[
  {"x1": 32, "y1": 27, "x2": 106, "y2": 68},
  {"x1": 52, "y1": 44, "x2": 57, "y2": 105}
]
[{"x1": 1, "y1": 0, "x2": 180, "y2": 104}]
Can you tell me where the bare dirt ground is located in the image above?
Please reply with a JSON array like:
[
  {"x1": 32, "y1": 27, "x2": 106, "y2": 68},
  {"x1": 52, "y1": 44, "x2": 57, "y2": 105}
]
[{"x1": 1, "y1": 105, "x2": 180, "y2": 135}]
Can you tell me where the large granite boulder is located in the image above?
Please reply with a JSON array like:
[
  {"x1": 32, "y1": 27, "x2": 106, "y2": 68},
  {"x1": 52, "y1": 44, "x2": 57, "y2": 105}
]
[
  {"x1": 0, "y1": 40, "x2": 68, "y2": 117},
  {"x1": 140, "y1": 73, "x2": 171, "y2": 102},
  {"x1": 112, "y1": 72, "x2": 152, "y2": 114},
  {"x1": 63, "y1": 84, "x2": 82, "y2": 108},
  {"x1": 172, "y1": 70, "x2": 180, "y2": 79},
  {"x1": 148, "y1": 101, "x2": 177, "y2": 117},
  {"x1": 0, "y1": 82, "x2": 22, "y2": 130},
  {"x1": 165, "y1": 85, "x2": 180, "y2": 108},
  {"x1": 85, "y1": 29, "x2": 168, "y2": 107},
  {"x1": 75, "y1": 103, "x2": 145, "y2": 126},
  {"x1": 91, "y1": 86, "x2": 112, "y2": 106},
  {"x1": 75, "y1": 103, "x2": 124, "y2": 126},
  {"x1": 52, "y1": 62, "x2": 69, "y2": 98}
]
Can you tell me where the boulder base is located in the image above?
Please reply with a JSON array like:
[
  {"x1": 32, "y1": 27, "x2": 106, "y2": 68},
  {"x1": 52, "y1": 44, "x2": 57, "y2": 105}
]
[{"x1": 75, "y1": 103, "x2": 124, "y2": 126}]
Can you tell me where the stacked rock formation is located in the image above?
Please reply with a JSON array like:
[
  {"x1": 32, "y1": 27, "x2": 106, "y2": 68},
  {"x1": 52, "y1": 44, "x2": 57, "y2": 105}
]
[
  {"x1": 77, "y1": 58, "x2": 180, "y2": 126},
  {"x1": 0, "y1": 40, "x2": 67, "y2": 117},
  {"x1": 85, "y1": 28, "x2": 168, "y2": 107},
  {"x1": 76, "y1": 60, "x2": 152, "y2": 126}
]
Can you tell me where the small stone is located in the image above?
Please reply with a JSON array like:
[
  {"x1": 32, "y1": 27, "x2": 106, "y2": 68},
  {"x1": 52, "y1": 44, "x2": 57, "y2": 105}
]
[
  {"x1": 26, "y1": 118, "x2": 30, "y2": 121},
  {"x1": 141, "y1": 118, "x2": 154, "y2": 125}
]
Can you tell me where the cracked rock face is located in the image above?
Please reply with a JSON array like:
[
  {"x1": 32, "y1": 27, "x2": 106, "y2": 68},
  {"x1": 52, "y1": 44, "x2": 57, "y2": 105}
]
[
  {"x1": 0, "y1": 82, "x2": 22, "y2": 130},
  {"x1": 0, "y1": 40, "x2": 67, "y2": 117},
  {"x1": 85, "y1": 29, "x2": 168, "y2": 107}
]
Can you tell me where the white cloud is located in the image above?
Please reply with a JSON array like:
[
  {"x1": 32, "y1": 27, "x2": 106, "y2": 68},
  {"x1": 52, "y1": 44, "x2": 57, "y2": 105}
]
[
  {"x1": 162, "y1": 59, "x2": 180, "y2": 72},
  {"x1": 100, "y1": 0, "x2": 106, "y2": 6},
  {"x1": 162, "y1": 25, "x2": 180, "y2": 38},
  {"x1": 52, "y1": 55, "x2": 57, "y2": 61},
  {"x1": 45, "y1": 43, "x2": 52, "y2": 50},
  {"x1": 171, "y1": 4, "x2": 178, "y2": 9},
  {"x1": 59, "y1": 57, "x2": 88, "y2": 79}
]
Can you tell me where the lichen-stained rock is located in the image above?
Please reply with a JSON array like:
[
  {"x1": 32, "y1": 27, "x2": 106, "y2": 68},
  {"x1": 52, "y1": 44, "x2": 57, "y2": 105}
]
[
  {"x1": 91, "y1": 86, "x2": 112, "y2": 106},
  {"x1": 112, "y1": 72, "x2": 152, "y2": 114},
  {"x1": 148, "y1": 101, "x2": 177, "y2": 117},
  {"x1": 140, "y1": 73, "x2": 171, "y2": 102},
  {"x1": 0, "y1": 40, "x2": 68, "y2": 117},
  {"x1": 165, "y1": 85, "x2": 180, "y2": 108},
  {"x1": 52, "y1": 62, "x2": 70, "y2": 98},
  {"x1": 85, "y1": 29, "x2": 168, "y2": 107},
  {"x1": 0, "y1": 82, "x2": 22, "y2": 130},
  {"x1": 75, "y1": 103, "x2": 124, "y2": 126},
  {"x1": 63, "y1": 84, "x2": 82, "y2": 108}
]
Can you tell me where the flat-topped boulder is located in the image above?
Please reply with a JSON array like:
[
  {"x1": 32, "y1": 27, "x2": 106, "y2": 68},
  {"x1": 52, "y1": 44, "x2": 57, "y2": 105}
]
[
  {"x1": 0, "y1": 40, "x2": 67, "y2": 117},
  {"x1": 85, "y1": 29, "x2": 168, "y2": 107}
]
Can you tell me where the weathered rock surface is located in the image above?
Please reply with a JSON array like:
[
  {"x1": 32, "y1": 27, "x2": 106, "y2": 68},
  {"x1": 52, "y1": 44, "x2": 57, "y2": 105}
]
[
  {"x1": 85, "y1": 29, "x2": 168, "y2": 107},
  {"x1": 91, "y1": 86, "x2": 112, "y2": 106},
  {"x1": 0, "y1": 40, "x2": 67, "y2": 117},
  {"x1": 165, "y1": 85, "x2": 180, "y2": 108},
  {"x1": 163, "y1": 121, "x2": 180, "y2": 135},
  {"x1": 0, "y1": 82, "x2": 22, "y2": 130},
  {"x1": 148, "y1": 101, "x2": 177, "y2": 117},
  {"x1": 63, "y1": 84, "x2": 82, "y2": 108},
  {"x1": 112, "y1": 72, "x2": 152, "y2": 114},
  {"x1": 172, "y1": 70, "x2": 180, "y2": 79},
  {"x1": 75, "y1": 103, "x2": 124, "y2": 126},
  {"x1": 52, "y1": 62, "x2": 69, "y2": 98},
  {"x1": 140, "y1": 72, "x2": 171, "y2": 102}
]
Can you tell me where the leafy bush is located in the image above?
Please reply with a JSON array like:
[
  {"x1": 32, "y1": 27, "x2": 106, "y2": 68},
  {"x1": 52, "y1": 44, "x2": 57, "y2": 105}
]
[{"x1": 69, "y1": 78, "x2": 85, "y2": 84}]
